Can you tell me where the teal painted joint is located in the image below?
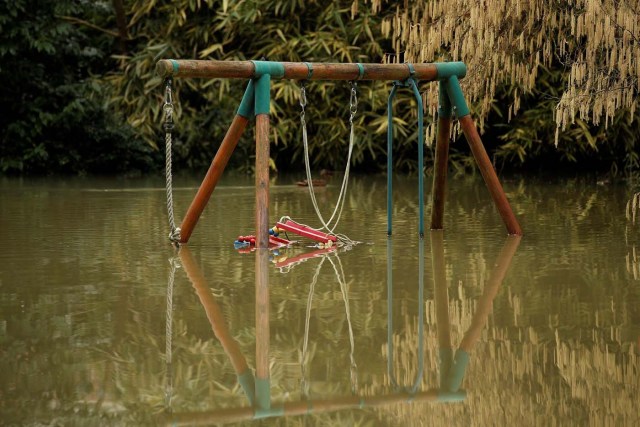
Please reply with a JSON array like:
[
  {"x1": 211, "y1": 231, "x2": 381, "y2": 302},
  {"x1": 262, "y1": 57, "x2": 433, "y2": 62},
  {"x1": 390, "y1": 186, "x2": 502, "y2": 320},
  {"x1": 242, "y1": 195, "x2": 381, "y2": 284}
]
[
  {"x1": 444, "y1": 76, "x2": 470, "y2": 118},
  {"x1": 444, "y1": 349, "x2": 469, "y2": 392},
  {"x1": 237, "y1": 370, "x2": 256, "y2": 405},
  {"x1": 437, "y1": 390, "x2": 467, "y2": 402},
  {"x1": 435, "y1": 62, "x2": 467, "y2": 80},
  {"x1": 254, "y1": 404, "x2": 284, "y2": 420},
  {"x1": 254, "y1": 74, "x2": 271, "y2": 115},
  {"x1": 170, "y1": 59, "x2": 179, "y2": 76},
  {"x1": 251, "y1": 60, "x2": 285, "y2": 78},
  {"x1": 438, "y1": 81, "x2": 453, "y2": 118},
  {"x1": 236, "y1": 80, "x2": 256, "y2": 118},
  {"x1": 255, "y1": 378, "x2": 271, "y2": 412}
]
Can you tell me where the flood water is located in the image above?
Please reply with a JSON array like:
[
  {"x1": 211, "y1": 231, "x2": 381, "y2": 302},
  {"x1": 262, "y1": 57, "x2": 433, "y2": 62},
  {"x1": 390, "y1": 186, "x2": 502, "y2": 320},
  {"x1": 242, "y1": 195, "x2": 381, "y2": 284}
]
[{"x1": 1, "y1": 173, "x2": 638, "y2": 426}]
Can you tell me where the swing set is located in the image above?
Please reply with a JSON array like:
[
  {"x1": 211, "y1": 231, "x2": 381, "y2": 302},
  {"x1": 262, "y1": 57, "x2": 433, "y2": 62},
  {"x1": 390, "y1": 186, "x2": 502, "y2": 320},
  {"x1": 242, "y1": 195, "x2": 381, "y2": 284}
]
[{"x1": 157, "y1": 59, "x2": 522, "y2": 248}]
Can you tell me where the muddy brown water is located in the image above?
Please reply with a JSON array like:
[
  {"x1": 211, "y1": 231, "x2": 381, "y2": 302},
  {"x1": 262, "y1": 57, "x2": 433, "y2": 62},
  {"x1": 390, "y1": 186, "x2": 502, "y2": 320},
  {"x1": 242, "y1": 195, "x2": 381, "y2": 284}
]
[{"x1": 0, "y1": 174, "x2": 638, "y2": 425}]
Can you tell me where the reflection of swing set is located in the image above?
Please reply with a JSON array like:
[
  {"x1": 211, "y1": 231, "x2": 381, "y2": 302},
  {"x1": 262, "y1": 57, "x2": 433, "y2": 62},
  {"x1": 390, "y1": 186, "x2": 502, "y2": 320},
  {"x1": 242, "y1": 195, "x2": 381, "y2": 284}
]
[
  {"x1": 160, "y1": 234, "x2": 520, "y2": 424},
  {"x1": 157, "y1": 59, "x2": 522, "y2": 247}
]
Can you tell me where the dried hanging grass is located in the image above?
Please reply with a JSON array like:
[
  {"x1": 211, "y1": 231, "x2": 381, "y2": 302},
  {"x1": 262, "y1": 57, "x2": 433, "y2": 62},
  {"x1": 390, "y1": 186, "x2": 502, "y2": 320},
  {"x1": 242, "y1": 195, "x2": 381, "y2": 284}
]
[{"x1": 366, "y1": 0, "x2": 640, "y2": 145}]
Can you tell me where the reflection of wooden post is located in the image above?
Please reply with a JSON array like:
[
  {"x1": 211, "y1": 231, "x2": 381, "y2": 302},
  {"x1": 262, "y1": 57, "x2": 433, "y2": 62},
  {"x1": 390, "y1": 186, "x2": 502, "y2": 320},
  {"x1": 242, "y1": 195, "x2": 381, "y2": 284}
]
[
  {"x1": 430, "y1": 230, "x2": 454, "y2": 389},
  {"x1": 179, "y1": 246, "x2": 250, "y2": 375},
  {"x1": 459, "y1": 235, "x2": 521, "y2": 351},
  {"x1": 431, "y1": 82, "x2": 452, "y2": 230},
  {"x1": 442, "y1": 235, "x2": 521, "y2": 392},
  {"x1": 430, "y1": 231, "x2": 452, "y2": 346},
  {"x1": 160, "y1": 389, "x2": 463, "y2": 425},
  {"x1": 255, "y1": 248, "x2": 270, "y2": 410}
]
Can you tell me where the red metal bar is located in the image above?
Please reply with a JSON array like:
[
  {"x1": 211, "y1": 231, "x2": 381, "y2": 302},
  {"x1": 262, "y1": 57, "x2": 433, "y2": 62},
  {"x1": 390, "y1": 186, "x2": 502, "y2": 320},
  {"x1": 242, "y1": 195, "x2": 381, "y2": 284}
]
[{"x1": 275, "y1": 220, "x2": 337, "y2": 244}]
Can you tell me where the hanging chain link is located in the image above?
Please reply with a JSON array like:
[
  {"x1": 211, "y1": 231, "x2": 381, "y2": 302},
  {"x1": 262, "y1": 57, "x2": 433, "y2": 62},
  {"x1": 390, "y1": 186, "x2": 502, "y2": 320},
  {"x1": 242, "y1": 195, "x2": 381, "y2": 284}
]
[
  {"x1": 299, "y1": 82, "x2": 308, "y2": 127},
  {"x1": 164, "y1": 79, "x2": 181, "y2": 245},
  {"x1": 349, "y1": 81, "x2": 358, "y2": 123}
]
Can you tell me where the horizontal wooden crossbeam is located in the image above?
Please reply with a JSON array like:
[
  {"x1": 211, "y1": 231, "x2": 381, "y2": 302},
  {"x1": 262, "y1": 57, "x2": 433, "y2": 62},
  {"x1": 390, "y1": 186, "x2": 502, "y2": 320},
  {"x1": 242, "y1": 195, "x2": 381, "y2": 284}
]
[{"x1": 156, "y1": 59, "x2": 467, "y2": 81}]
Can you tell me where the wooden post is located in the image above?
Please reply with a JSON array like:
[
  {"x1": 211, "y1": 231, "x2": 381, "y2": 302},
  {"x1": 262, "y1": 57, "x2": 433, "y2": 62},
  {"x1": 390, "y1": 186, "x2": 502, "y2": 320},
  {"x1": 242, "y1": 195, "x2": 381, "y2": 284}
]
[
  {"x1": 254, "y1": 74, "x2": 271, "y2": 249},
  {"x1": 430, "y1": 81, "x2": 452, "y2": 230},
  {"x1": 179, "y1": 115, "x2": 249, "y2": 243},
  {"x1": 443, "y1": 76, "x2": 522, "y2": 236},
  {"x1": 458, "y1": 116, "x2": 522, "y2": 236},
  {"x1": 179, "y1": 81, "x2": 255, "y2": 243}
]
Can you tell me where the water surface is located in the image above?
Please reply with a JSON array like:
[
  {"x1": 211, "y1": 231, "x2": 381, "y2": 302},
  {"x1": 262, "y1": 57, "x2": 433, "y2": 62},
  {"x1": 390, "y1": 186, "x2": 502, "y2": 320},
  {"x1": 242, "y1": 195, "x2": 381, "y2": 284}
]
[{"x1": 0, "y1": 174, "x2": 638, "y2": 425}]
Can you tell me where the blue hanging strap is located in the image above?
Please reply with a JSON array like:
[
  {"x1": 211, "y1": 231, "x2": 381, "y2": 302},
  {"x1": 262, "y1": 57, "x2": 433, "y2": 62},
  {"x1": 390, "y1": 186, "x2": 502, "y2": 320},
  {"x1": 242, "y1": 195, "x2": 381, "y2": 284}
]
[{"x1": 386, "y1": 63, "x2": 425, "y2": 236}]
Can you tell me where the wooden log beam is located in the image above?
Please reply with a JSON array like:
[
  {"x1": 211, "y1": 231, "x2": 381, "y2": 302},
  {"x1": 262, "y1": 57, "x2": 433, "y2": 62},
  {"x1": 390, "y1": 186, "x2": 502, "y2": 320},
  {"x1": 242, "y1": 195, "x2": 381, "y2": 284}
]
[{"x1": 156, "y1": 59, "x2": 450, "y2": 81}]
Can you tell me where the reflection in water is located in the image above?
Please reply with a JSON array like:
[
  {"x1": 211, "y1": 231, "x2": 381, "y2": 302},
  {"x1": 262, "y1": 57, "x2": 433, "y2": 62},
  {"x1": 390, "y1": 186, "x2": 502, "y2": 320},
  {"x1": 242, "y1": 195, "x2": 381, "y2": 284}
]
[
  {"x1": 2, "y1": 176, "x2": 639, "y2": 424},
  {"x1": 431, "y1": 231, "x2": 521, "y2": 394},
  {"x1": 387, "y1": 236, "x2": 424, "y2": 394},
  {"x1": 161, "y1": 234, "x2": 519, "y2": 425},
  {"x1": 300, "y1": 250, "x2": 357, "y2": 397}
]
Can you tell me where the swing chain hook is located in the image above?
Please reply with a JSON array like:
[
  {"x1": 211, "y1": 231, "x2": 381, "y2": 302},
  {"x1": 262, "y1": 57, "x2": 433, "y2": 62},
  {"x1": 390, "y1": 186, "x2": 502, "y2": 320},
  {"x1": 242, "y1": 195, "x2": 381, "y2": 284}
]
[
  {"x1": 349, "y1": 81, "x2": 358, "y2": 123},
  {"x1": 299, "y1": 82, "x2": 307, "y2": 126},
  {"x1": 163, "y1": 78, "x2": 174, "y2": 131}
]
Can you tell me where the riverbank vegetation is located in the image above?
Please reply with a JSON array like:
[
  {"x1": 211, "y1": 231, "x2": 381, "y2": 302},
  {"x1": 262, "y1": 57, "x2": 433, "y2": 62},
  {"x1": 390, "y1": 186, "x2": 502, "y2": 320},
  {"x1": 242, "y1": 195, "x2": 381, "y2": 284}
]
[{"x1": 0, "y1": 0, "x2": 638, "y2": 177}]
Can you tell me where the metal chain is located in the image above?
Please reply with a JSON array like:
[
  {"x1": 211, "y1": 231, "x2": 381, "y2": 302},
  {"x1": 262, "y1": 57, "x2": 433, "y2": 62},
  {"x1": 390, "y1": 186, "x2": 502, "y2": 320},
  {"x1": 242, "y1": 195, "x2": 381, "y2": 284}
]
[
  {"x1": 299, "y1": 81, "x2": 357, "y2": 237},
  {"x1": 164, "y1": 79, "x2": 181, "y2": 244}
]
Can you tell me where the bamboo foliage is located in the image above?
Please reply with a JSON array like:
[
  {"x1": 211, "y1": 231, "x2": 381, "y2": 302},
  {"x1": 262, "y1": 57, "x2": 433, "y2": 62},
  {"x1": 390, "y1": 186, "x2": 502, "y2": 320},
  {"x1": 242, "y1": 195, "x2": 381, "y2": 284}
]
[
  {"x1": 368, "y1": 0, "x2": 640, "y2": 145},
  {"x1": 105, "y1": 0, "x2": 433, "y2": 173}
]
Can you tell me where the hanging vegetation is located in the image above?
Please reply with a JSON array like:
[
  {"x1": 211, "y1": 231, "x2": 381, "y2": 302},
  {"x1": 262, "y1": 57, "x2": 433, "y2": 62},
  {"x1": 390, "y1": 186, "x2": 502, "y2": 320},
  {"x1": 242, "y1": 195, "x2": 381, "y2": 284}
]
[{"x1": 369, "y1": 0, "x2": 639, "y2": 145}]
